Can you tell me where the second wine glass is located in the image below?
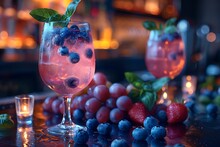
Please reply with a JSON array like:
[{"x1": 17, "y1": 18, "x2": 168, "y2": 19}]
[
  {"x1": 39, "y1": 21, "x2": 95, "y2": 136},
  {"x1": 145, "y1": 29, "x2": 185, "y2": 104}
]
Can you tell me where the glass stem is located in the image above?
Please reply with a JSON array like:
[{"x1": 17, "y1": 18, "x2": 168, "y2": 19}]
[{"x1": 60, "y1": 97, "x2": 73, "y2": 126}]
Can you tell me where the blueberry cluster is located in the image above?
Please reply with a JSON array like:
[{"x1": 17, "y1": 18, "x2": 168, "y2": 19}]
[
  {"x1": 159, "y1": 32, "x2": 180, "y2": 42},
  {"x1": 50, "y1": 24, "x2": 93, "y2": 64}
]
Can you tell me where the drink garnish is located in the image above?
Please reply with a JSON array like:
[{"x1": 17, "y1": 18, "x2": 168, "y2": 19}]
[
  {"x1": 125, "y1": 72, "x2": 169, "y2": 110},
  {"x1": 0, "y1": 114, "x2": 14, "y2": 130},
  {"x1": 29, "y1": 0, "x2": 81, "y2": 23},
  {"x1": 143, "y1": 18, "x2": 177, "y2": 31}
]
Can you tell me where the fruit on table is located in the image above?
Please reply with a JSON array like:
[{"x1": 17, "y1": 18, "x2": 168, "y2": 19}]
[
  {"x1": 73, "y1": 129, "x2": 89, "y2": 144},
  {"x1": 43, "y1": 96, "x2": 58, "y2": 112},
  {"x1": 132, "y1": 127, "x2": 148, "y2": 141},
  {"x1": 143, "y1": 116, "x2": 159, "y2": 132},
  {"x1": 118, "y1": 119, "x2": 132, "y2": 132},
  {"x1": 166, "y1": 102, "x2": 188, "y2": 124},
  {"x1": 128, "y1": 102, "x2": 150, "y2": 125},
  {"x1": 111, "y1": 138, "x2": 129, "y2": 147},
  {"x1": 151, "y1": 126, "x2": 166, "y2": 140}
]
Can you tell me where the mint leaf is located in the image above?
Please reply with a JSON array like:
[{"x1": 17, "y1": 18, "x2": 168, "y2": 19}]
[
  {"x1": 143, "y1": 21, "x2": 157, "y2": 30},
  {"x1": 64, "y1": 0, "x2": 81, "y2": 21},
  {"x1": 165, "y1": 18, "x2": 177, "y2": 26},
  {"x1": 128, "y1": 89, "x2": 142, "y2": 102},
  {"x1": 125, "y1": 72, "x2": 152, "y2": 90},
  {"x1": 152, "y1": 77, "x2": 170, "y2": 92},
  {"x1": 141, "y1": 91, "x2": 157, "y2": 110},
  {"x1": 30, "y1": 8, "x2": 58, "y2": 22},
  {"x1": 0, "y1": 114, "x2": 14, "y2": 130}
]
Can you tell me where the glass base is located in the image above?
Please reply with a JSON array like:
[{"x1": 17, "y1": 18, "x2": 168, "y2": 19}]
[{"x1": 47, "y1": 123, "x2": 86, "y2": 136}]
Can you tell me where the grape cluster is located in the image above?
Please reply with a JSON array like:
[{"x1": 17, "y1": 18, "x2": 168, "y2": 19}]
[{"x1": 42, "y1": 72, "x2": 134, "y2": 124}]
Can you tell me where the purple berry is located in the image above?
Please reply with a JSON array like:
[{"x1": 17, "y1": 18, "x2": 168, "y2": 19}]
[
  {"x1": 110, "y1": 108, "x2": 124, "y2": 123},
  {"x1": 111, "y1": 138, "x2": 129, "y2": 147},
  {"x1": 143, "y1": 116, "x2": 159, "y2": 132},
  {"x1": 73, "y1": 109, "x2": 84, "y2": 120},
  {"x1": 58, "y1": 46, "x2": 69, "y2": 56},
  {"x1": 132, "y1": 127, "x2": 148, "y2": 141},
  {"x1": 97, "y1": 123, "x2": 112, "y2": 136},
  {"x1": 53, "y1": 35, "x2": 64, "y2": 46},
  {"x1": 85, "y1": 48, "x2": 93, "y2": 59},
  {"x1": 85, "y1": 98, "x2": 102, "y2": 114},
  {"x1": 116, "y1": 96, "x2": 133, "y2": 111},
  {"x1": 156, "y1": 110, "x2": 167, "y2": 123},
  {"x1": 60, "y1": 27, "x2": 71, "y2": 39},
  {"x1": 69, "y1": 52, "x2": 80, "y2": 63},
  {"x1": 206, "y1": 103, "x2": 218, "y2": 115},
  {"x1": 96, "y1": 106, "x2": 110, "y2": 123},
  {"x1": 151, "y1": 126, "x2": 166, "y2": 140},
  {"x1": 106, "y1": 98, "x2": 117, "y2": 109},
  {"x1": 86, "y1": 118, "x2": 99, "y2": 130},
  {"x1": 73, "y1": 129, "x2": 89, "y2": 144},
  {"x1": 64, "y1": 77, "x2": 79, "y2": 88},
  {"x1": 118, "y1": 119, "x2": 132, "y2": 132}
]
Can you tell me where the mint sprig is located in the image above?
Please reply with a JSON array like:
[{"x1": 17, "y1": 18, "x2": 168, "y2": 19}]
[
  {"x1": 29, "y1": 0, "x2": 81, "y2": 23},
  {"x1": 0, "y1": 114, "x2": 14, "y2": 130},
  {"x1": 125, "y1": 72, "x2": 169, "y2": 110},
  {"x1": 143, "y1": 17, "x2": 177, "y2": 31}
]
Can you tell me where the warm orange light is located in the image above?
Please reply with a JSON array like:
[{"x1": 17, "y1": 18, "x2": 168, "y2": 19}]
[
  {"x1": 0, "y1": 31, "x2": 8, "y2": 40},
  {"x1": 144, "y1": 0, "x2": 160, "y2": 15},
  {"x1": 186, "y1": 75, "x2": 192, "y2": 81},
  {"x1": 8, "y1": 37, "x2": 22, "y2": 49},
  {"x1": 186, "y1": 82, "x2": 192, "y2": 88},
  {"x1": 4, "y1": 8, "x2": 16, "y2": 17},
  {"x1": 206, "y1": 32, "x2": 216, "y2": 42},
  {"x1": 24, "y1": 37, "x2": 36, "y2": 49},
  {"x1": 17, "y1": 10, "x2": 32, "y2": 20}
]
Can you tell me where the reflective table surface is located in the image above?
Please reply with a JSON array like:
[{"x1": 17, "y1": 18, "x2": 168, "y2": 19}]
[{"x1": 0, "y1": 92, "x2": 220, "y2": 147}]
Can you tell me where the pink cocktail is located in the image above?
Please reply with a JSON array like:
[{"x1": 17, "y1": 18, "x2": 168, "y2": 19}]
[
  {"x1": 145, "y1": 32, "x2": 185, "y2": 79},
  {"x1": 39, "y1": 21, "x2": 95, "y2": 136}
]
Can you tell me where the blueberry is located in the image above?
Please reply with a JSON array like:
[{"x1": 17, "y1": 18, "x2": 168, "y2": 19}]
[
  {"x1": 64, "y1": 77, "x2": 79, "y2": 88},
  {"x1": 85, "y1": 48, "x2": 93, "y2": 59},
  {"x1": 132, "y1": 140, "x2": 148, "y2": 147},
  {"x1": 69, "y1": 52, "x2": 80, "y2": 63},
  {"x1": 143, "y1": 116, "x2": 159, "y2": 132},
  {"x1": 111, "y1": 138, "x2": 129, "y2": 147},
  {"x1": 58, "y1": 46, "x2": 69, "y2": 56},
  {"x1": 53, "y1": 35, "x2": 64, "y2": 46},
  {"x1": 132, "y1": 127, "x2": 148, "y2": 141},
  {"x1": 73, "y1": 109, "x2": 84, "y2": 120},
  {"x1": 86, "y1": 118, "x2": 99, "y2": 130},
  {"x1": 160, "y1": 34, "x2": 168, "y2": 42},
  {"x1": 167, "y1": 34, "x2": 175, "y2": 41},
  {"x1": 79, "y1": 31, "x2": 91, "y2": 42},
  {"x1": 73, "y1": 129, "x2": 89, "y2": 144},
  {"x1": 151, "y1": 126, "x2": 166, "y2": 140},
  {"x1": 168, "y1": 52, "x2": 177, "y2": 60},
  {"x1": 174, "y1": 143, "x2": 185, "y2": 147},
  {"x1": 60, "y1": 27, "x2": 71, "y2": 39},
  {"x1": 185, "y1": 101, "x2": 195, "y2": 112},
  {"x1": 97, "y1": 123, "x2": 112, "y2": 136},
  {"x1": 118, "y1": 119, "x2": 132, "y2": 132},
  {"x1": 156, "y1": 110, "x2": 167, "y2": 123},
  {"x1": 206, "y1": 103, "x2": 218, "y2": 115},
  {"x1": 70, "y1": 25, "x2": 80, "y2": 33}
]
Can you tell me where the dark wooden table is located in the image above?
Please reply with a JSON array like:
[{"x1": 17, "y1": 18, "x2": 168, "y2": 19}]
[{"x1": 0, "y1": 92, "x2": 220, "y2": 147}]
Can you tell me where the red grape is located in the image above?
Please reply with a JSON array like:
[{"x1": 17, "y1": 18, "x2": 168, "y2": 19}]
[
  {"x1": 77, "y1": 94, "x2": 91, "y2": 110},
  {"x1": 93, "y1": 72, "x2": 107, "y2": 85},
  {"x1": 126, "y1": 84, "x2": 135, "y2": 93},
  {"x1": 116, "y1": 95, "x2": 133, "y2": 111},
  {"x1": 109, "y1": 83, "x2": 127, "y2": 98},
  {"x1": 96, "y1": 106, "x2": 110, "y2": 123},
  {"x1": 43, "y1": 96, "x2": 58, "y2": 112},
  {"x1": 110, "y1": 108, "x2": 125, "y2": 123},
  {"x1": 106, "y1": 98, "x2": 117, "y2": 109},
  {"x1": 93, "y1": 85, "x2": 110, "y2": 102},
  {"x1": 85, "y1": 111, "x2": 95, "y2": 119},
  {"x1": 85, "y1": 97, "x2": 102, "y2": 114},
  {"x1": 52, "y1": 98, "x2": 63, "y2": 114},
  {"x1": 59, "y1": 102, "x2": 64, "y2": 114}
]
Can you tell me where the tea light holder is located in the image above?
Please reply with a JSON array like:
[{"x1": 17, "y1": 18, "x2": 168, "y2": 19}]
[
  {"x1": 182, "y1": 75, "x2": 197, "y2": 102},
  {"x1": 15, "y1": 95, "x2": 34, "y2": 124}
]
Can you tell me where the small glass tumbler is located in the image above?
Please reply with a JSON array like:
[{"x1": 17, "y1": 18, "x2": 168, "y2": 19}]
[{"x1": 15, "y1": 95, "x2": 34, "y2": 124}]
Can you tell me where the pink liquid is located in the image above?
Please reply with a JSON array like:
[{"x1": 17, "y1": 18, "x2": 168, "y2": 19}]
[
  {"x1": 39, "y1": 33, "x2": 95, "y2": 96},
  {"x1": 145, "y1": 39, "x2": 185, "y2": 79}
]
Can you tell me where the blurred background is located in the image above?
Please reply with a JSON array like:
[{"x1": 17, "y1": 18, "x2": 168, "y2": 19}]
[{"x1": 0, "y1": 0, "x2": 219, "y2": 98}]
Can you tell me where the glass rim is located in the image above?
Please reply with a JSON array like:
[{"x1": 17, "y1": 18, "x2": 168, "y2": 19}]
[
  {"x1": 15, "y1": 94, "x2": 35, "y2": 99},
  {"x1": 44, "y1": 20, "x2": 89, "y2": 25}
]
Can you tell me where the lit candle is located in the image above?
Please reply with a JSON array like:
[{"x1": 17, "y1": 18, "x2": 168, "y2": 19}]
[
  {"x1": 182, "y1": 75, "x2": 197, "y2": 101},
  {"x1": 15, "y1": 95, "x2": 34, "y2": 124}
]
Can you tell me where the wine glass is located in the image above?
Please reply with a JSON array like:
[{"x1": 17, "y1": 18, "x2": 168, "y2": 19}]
[
  {"x1": 39, "y1": 21, "x2": 95, "y2": 136},
  {"x1": 145, "y1": 29, "x2": 185, "y2": 104}
]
